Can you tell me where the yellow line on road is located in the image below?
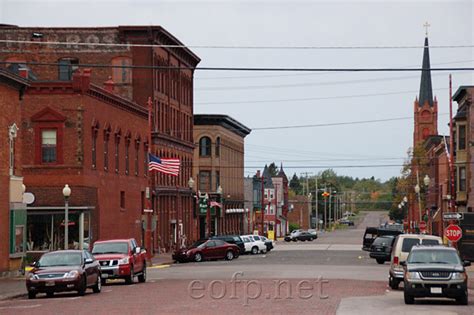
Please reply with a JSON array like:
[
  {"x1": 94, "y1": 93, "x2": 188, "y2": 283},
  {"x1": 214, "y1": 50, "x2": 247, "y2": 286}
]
[{"x1": 149, "y1": 264, "x2": 170, "y2": 269}]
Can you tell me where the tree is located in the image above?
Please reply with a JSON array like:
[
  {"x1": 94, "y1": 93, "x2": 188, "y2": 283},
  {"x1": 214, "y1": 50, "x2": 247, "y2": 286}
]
[
  {"x1": 289, "y1": 173, "x2": 302, "y2": 194},
  {"x1": 268, "y1": 162, "x2": 278, "y2": 177}
]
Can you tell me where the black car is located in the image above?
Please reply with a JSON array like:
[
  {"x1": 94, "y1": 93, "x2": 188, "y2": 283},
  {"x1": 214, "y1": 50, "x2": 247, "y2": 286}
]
[
  {"x1": 362, "y1": 227, "x2": 403, "y2": 251},
  {"x1": 369, "y1": 235, "x2": 395, "y2": 264},
  {"x1": 402, "y1": 246, "x2": 470, "y2": 305},
  {"x1": 296, "y1": 231, "x2": 317, "y2": 241},
  {"x1": 211, "y1": 235, "x2": 245, "y2": 255},
  {"x1": 260, "y1": 236, "x2": 274, "y2": 251}
]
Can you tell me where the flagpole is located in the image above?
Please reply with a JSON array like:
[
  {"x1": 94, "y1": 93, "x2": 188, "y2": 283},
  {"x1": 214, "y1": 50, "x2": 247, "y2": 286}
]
[{"x1": 146, "y1": 96, "x2": 153, "y2": 261}]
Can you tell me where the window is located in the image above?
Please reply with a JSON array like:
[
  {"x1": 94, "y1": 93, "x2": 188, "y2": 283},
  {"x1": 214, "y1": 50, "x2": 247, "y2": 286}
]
[
  {"x1": 458, "y1": 125, "x2": 466, "y2": 150},
  {"x1": 144, "y1": 143, "x2": 149, "y2": 177},
  {"x1": 41, "y1": 130, "x2": 57, "y2": 163},
  {"x1": 459, "y1": 166, "x2": 466, "y2": 192},
  {"x1": 104, "y1": 130, "x2": 110, "y2": 171},
  {"x1": 125, "y1": 138, "x2": 130, "y2": 175},
  {"x1": 215, "y1": 137, "x2": 221, "y2": 157},
  {"x1": 134, "y1": 139, "x2": 140, "y2": 176},
  {"x1": 120, "y1": 191, "x2": 125, "y2": 209},
  {"x1": 92, "y1": 129, "x2": 98, "y2": 169},
  {"x1": 401, "y1": 238, "x2": 419, "y2": 252},
  {"x1": 199, "y1": 171, "x2": 211, "y2": 191},
  {"x1": 199, "y1": 137, "x2": 212, "y2": 157},
  {"x1": 114, "y1": 134, "x2": 120, "y2": 173},
  {"x1": 111, "y1": 57, "x2": 132, "y2": 84},
  {"x1": 58, "y1": 58, "x2": 79, "y2": 81},
  {"x1": 215, "y1": 171, "x2": 220, "y2": 190}
]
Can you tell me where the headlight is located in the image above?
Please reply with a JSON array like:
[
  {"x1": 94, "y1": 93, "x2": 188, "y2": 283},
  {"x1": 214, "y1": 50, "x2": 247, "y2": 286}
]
[
  {"x1": 405, "y1": 272, "x2": 421, "y2": 280},
  {"x1": 118, "y1": 257, "x2": 129, "y2": 265},
  {"x1": 65, "y1": 270, "x2": 79, "y2": 279},
  {"x1": 28, "y1": 273, "x2": 39, "y2": 280},
  {"x1": 451, "y1": 272, "x2": 467, "y2": 280}
]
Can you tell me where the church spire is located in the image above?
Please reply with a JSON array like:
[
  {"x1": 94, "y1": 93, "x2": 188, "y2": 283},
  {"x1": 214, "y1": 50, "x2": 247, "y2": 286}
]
[{"x1": 419, "y1": 36, "x2": 434, "y2": 107}]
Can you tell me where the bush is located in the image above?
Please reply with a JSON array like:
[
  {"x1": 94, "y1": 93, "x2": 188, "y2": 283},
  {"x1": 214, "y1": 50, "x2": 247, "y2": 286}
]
[{"x1": 288, "y1": 223, "x2": 300, "y2": 232}]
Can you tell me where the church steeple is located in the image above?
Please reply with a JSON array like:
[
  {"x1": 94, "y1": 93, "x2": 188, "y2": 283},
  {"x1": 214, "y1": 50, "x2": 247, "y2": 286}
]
[{"x1": 419, "y1": 36, "x2": 434, "y2": 107}]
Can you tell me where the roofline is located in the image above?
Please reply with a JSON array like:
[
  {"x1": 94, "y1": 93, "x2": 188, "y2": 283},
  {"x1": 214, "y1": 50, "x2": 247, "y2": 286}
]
[
  {"x1": 194, "y1": 114, "x2": 252, "y2": 138},
  {"x1": 453, "y1": 85, "x2": 474, "y2": 102},
  {"x1": 0, "y1": 69, "x2": 30, "y2": 89}
]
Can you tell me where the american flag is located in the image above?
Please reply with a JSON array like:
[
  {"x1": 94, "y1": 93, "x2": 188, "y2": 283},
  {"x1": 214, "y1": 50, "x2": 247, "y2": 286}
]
[{"x1": 148, "y1": 153, "x2": 180, "y2": 176}]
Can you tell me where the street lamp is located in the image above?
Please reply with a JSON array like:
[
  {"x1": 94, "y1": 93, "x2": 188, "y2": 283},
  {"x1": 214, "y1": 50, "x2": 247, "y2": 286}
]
[
  {"x1": 423, "y1": 175, "x2": 431, "y2": 187},
  {"x1": 308, "y1": 193, "x2": 312, "y2": 230},
  {"x1": 188, "y1": 177, "x2": 195, "y2": 190},
  {"x1": 62, "y1": 184, "x2": 71, "y2": 249}
]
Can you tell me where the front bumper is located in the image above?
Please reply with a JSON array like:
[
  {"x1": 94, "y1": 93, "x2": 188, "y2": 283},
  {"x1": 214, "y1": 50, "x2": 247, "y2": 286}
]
[
  {"x1": 27, "y1": 277, "x2": 81, "y2": 293},
  {"x1": 100, "y1": 264, "x2": 131, "y2": 279},
  {"x1": 390, "y1": 268, "x2": 404, "y2": 280},
  {"x1": 172, "y1": 252, "x2": 191, "y2": 262},
  {"x1": 404, "y1": 280, "x2": 467, "y2": 298}
]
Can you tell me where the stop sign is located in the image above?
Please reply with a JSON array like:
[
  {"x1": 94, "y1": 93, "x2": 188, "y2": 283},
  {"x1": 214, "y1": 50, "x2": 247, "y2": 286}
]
[
  {"x1": 419, "y1": 221, "x2": 426, "y2": 231},
  {"x1": 445, "y1": 224, "x2": 462, "y2": 242}
]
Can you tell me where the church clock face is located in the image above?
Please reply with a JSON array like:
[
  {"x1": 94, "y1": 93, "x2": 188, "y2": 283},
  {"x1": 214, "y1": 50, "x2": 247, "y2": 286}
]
[{"x1": 420, "y1": 110, "x2": 431, "y2": 122}]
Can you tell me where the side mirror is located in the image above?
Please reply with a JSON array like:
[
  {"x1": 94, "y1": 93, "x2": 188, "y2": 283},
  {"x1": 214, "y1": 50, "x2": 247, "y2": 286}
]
[
  {"x1": 84, "y1": 258, "x2": 94, "y2": 264},
  {"x1": 30, "y1": 261, "x2": 37, "y2": 267},
  {"x1": 400, "y1": 261, "x2": 406, "y2": 267},
  {"x1": 135, "y1": 247, "x2": 141, "y2": 254},
  {"x1": 463, "y1": 260, "x2": 471, "y2": 267}
]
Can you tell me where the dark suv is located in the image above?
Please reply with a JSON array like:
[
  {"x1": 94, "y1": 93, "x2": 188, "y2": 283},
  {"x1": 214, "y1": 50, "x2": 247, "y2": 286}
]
[
  {"x1": 402, "y1": 245, "x2": 470, "y2": 305},
  {"x1": 369, "y1": 235, "x2": 395, "y2": 264},
  {"x1": 211, "y1": 235, "x2": 245, "y2": 255}
]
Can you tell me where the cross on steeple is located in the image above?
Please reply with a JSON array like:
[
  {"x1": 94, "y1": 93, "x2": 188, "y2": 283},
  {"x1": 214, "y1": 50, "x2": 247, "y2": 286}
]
[{"x1": 423, "y1": 21, "x2": 431, "y2": 36}]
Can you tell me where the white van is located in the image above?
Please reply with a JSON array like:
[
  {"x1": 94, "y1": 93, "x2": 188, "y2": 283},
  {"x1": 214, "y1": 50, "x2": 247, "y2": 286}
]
[{"x1": 389, "y1": 234, "x2": 443, "y2": 289}]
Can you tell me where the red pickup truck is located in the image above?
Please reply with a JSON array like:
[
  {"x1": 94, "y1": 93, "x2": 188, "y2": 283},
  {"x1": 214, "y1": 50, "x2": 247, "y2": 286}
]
[{"x1": 91, "y1": 238, "x2": 147, "y2": 285}]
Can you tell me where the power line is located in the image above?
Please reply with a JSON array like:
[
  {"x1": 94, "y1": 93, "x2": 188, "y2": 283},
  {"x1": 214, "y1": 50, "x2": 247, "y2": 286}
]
[
  {"x1": 1, "y1": 61, "x2": 474, "y2": 72},
  {"x1": 1, "y1": 39, "x2": 473, "y2": 50}
]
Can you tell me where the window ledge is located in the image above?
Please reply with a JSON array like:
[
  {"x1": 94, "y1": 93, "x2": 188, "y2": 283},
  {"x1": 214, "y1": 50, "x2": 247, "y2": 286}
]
[
  {"x1": 23, "y1": 164, "x2": 82, "y2": 170},
  {"x1": 9, "y1": 252, "x2": 25, "y2": 259}
]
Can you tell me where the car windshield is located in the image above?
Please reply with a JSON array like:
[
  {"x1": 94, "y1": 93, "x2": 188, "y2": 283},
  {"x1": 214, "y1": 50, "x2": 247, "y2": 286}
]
[
  {"x1": 189, "y1": 240, "x2": 207, "y2": 248},
  {"x1": 92, "y1": 242, "x2": 129, "y2": 254},
  {"x1": 408, "y1": 250, "x2": 461, "y2": 264},
  {"x1": 38, "y1": 252, "x2": 82, "y2": 267}
]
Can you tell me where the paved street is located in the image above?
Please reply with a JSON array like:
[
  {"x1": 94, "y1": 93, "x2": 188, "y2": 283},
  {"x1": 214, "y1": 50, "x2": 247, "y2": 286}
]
[{"x1": 1, "y1": 211, "x2": 473, "y2": 314}]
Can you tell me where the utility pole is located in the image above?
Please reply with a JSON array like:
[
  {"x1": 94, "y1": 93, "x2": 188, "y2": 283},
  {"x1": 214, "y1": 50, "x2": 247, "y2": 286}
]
[
  {"x1": 329, "y1": 187, "x2": 332, "y2": 228},
  {"x1": 315, "y1": 176, "x2": 319, "y2": 231}
]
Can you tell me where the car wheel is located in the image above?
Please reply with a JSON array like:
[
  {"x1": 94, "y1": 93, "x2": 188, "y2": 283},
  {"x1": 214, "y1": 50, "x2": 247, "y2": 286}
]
[
  {"x1": 125, "y1": 267, "x2": 134, "y2": 284},
  {"x1": 251, "y1": 246, "x2": 259, "y2": 255},
  {"x1": 78, "y1": 277, "x2": 87, "y2": 296},
  {"x1": 46, "y1": 291, "x2": 54, "y2": 298},
  {"x1": 389, "y1": 277, "x2": 399, "y2": 290},
  {"x1": 376, "y1": 259, "x2": 385, "y2": 264},
  {"x1": 194, "y1": 252, "x2": 203, "y2": 262},
  {"x1": 138, "y1": 264, "x2": 147, "y2": 283},
  {"x1": 404, "y1": 289, "x2": 414, "y2": 304},
  {"x1": 28, "y1": 291, "x2": 36, "y2": 299},
  {"x1": 309, "y1": 238, "x2": 314, "y2": 241},
  {"x1": 92, "y1": 274, "x2": 102, "y2": 293},
  {"x1": 456, "y1": 290, "x2": 468, "y2": 305},
  {"x1": 225, "y1": 250, "x2": 234, "y2": 261}
]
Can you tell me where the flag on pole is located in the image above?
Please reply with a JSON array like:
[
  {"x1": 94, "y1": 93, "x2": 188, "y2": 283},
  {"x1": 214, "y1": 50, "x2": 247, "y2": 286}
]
[{"x1": 148, "y1": 153, "x2": 180, "y2": 176}]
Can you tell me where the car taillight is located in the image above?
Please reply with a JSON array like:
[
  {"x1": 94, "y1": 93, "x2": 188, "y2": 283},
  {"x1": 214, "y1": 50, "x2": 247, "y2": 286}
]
[{"x1": 394, "y1": 256, "x2": 399, "y2": 265}]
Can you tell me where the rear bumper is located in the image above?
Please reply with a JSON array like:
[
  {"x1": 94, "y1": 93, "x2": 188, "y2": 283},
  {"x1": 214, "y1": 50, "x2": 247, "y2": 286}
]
[
  {"x1": 369, "y1": 252, "x2": 390, "y2": 260},
  {"x1": 389, "y1": 269, "x2": 404, "y2": 280},
  {"x1": 404, "y1": 280, "x2": 467, "y2": 298}
]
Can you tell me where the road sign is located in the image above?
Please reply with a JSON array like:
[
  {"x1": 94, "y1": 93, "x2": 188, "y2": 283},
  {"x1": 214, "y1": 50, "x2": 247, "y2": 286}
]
[
  {"x1": 322, "y1": 192, "x2": 330, "y2": 198},
  {"x1": 419, "y1": 221, "x2": 426, "y2": 231},
  {"x1": 445, "y1": 224, "x2": 462, "y2": 242},
  {"x1": 443, "y1": 212, "x2": 464, "y2": 221}
]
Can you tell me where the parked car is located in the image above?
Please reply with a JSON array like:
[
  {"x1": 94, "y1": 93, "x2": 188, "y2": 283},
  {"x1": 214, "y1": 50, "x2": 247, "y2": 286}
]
[
  {"x1": 369, "y1": 235, "x2": 396, "y2": 264},
  {"x1": 296, "y1": 231, "x2": 317, "y2": 241},
  {"x1": 308, "y1": 229, "x2": 317, "y2": 236},
  {"x1": 211, "y1": 235, "x2": 245, "y2": 255},
  {"x1": 388, "y1": 234, "x2": 443, "y2": 290},
  {"x1": 260, "y1": 236, "x2": 274, "y2": 251},
  {"x1": 173, "y1": 239, "x2": 240, "y2": 262},
  {"x1": 241, "y1": 235, "x2": 267, "y2": 254},
  {"x1": 339, "y1": 218, "x2": 354, "y2": 226},
  {"x1": 92, "y1": 238, "x2": 147, "y2": 285},
  {"x1": 26, "y1": 250, "x2": 101, "y2": 299},
  {"x1": 402, "y1": 245, "x2": 470, "y2": 305}
]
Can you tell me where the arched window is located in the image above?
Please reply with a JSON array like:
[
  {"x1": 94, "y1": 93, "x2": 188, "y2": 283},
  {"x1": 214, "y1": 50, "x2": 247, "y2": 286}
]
[
  {"x1": 199, "y1": 137, "x2": 211, "y2": 157},
  {"x1": 215, "y1": 137, "x2": 221, "y2": 157}
]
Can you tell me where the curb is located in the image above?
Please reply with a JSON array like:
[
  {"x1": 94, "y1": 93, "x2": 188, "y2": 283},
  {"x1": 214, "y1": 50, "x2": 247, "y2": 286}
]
[{"x1": 0, "y1": 292, "x2": 26, "y2": 301}]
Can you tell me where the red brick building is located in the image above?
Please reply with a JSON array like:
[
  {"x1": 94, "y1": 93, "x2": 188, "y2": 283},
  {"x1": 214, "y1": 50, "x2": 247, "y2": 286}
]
[
  {"x1": 287, "y1": 195, "x2": 310, "y2": 230},
  {"x1": 0, "y1": 25, "x2": 200, "y2": 270}
]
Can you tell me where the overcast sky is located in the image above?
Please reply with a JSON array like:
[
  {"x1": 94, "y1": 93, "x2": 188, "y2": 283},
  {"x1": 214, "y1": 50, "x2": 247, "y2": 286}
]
[{"x1": 1, "y1": 0, "x2": 473, "y2": 181}]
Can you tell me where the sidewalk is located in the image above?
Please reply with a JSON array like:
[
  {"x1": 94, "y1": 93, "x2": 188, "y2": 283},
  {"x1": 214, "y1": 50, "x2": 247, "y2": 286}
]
[{"x1": 149, "y1": 252, "x2": 174, "y2": 266}]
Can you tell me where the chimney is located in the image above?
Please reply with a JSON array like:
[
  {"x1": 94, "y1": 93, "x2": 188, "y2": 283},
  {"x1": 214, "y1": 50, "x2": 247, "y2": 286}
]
[
  {"x1": 72, "y1": 69, "x2": 91, "y2": 93},
  {"x1": 104, "y1": 76, "x2": 115, "y2": 93},
  {"x1": 18, "y1": 67, "x2": 28, "y2": 79}
]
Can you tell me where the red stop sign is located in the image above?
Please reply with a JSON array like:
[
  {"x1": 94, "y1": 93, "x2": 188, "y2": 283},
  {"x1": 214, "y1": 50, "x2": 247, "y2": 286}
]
[
  {"x1": 419, "y1": 221, "x2": 426, "y2": 230},
  {"x1": 445, "y1": 224, "x2": 462, "y2": 242}
]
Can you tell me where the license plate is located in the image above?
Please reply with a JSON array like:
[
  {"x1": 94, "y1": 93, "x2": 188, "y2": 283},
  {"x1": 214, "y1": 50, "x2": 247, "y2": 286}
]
[
  {"x1": 45, "y1": 281, "x2": 55, "y2": 287},
  {"x1": 430, "y1": 287, "x2": 442, "y2": 294},
  {"x1": 101, "y1": 274, "x2": 109, "y2": 279}
]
